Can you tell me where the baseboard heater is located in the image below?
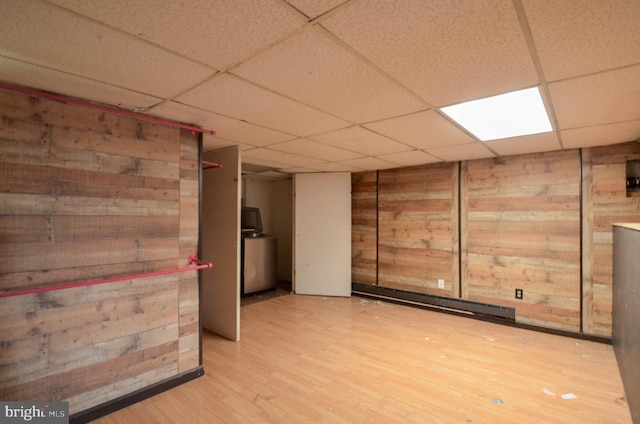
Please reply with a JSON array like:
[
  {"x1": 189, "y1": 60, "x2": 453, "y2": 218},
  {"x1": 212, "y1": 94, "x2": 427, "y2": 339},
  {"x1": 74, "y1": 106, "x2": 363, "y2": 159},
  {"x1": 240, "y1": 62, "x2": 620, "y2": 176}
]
[{"x1": 352, "y1": 283, "x2": 516, "y2": 321}]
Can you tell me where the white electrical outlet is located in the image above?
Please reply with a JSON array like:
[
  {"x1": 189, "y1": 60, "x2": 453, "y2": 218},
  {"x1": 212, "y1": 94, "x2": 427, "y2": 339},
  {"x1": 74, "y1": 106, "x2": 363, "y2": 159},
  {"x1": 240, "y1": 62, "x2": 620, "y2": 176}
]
[{"x1": 438, "y1": 279, "x2": 445, "y2": 289}]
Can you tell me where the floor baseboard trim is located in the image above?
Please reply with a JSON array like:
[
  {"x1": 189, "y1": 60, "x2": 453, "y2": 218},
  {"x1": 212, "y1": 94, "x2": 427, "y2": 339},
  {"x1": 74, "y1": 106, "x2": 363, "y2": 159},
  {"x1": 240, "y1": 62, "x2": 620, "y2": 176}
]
[{"x1": 69, "y1": 366, "x2": 205, "y2": 424}]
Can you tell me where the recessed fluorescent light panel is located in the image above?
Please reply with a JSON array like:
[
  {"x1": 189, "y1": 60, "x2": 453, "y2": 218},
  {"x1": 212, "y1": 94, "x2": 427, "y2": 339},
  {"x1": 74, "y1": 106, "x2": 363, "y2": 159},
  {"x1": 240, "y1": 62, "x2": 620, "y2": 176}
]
[{"x1": 440, "y1": 87, "x2": 552, "y2": 141}]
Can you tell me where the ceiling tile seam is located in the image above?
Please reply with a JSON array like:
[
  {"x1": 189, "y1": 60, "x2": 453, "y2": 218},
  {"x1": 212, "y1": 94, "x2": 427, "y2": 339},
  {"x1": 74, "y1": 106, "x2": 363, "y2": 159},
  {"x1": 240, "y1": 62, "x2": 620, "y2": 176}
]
[
  {"x1": 220, "y1": 3, "x2": 329, "y2": 75},
  {"x1": 279, "y1": 0, "x2": 311, "y2": 20},
  {"x1": 368, "y1": 158, "x2": 403, "y2": 167},
  {"x1": 40, "y1": 0, "x2": 326, "y2": 112},
  {"x1": 375, "y1": 151, "x2": 436, "y2": 166},
  {"x1": 265, "y1": 138, "x2": 367, "y2": 158},
  {"x1": 145, "y1": 15, "x2": 314, "y2": 111},
  {"x1": 547, "y1": 62, "x2": 640, "y2": 85},
  {"x1": 413, "y1": 150, "x2": 444, "y2": 163},
  {"x1": 252, "y1": 145, "x2": 407, "y2": 170},
  {"x1": 0, "y1": 54, "x2": 166, "y2": 112},
  {"x1": 40, "y1": 0, "x2": 227, "y2": 106},
  {"x1": 243, "y1": 144, "x2": 330, "y2": 161},
  {"x1": 259, "y1": 143, "x2": 365, "y2": 162},
  {"x1": 358, "y1": 122, "x2": 457, "y2": 153},
  {"x1": 315, "y1": 23, "x2": 433, "y2": 110},
  {"x1": 511, "y1": 0, "x2": 564, "y2": 149},
  {"x1": 41, "y1": 0, "x2": 219, "y2": 73},
  {"x1": 313, "y1": 23, "x2": 492, "y2": 150},
  {"x1": 295, "y1": 0, "x2": 360, "y2": 23},
  {"x1": 355, "y1": 126, "x2": 428, "y2": 153},
  {"x1": 223, "y1": 72, "x2": 358, "y2": 128},
  {"x1": 560, "y1": 117, "x2": 640, "y2": 133},
  {"x1": 336, "y1": 157, "x2": 397, "y2": 169},
  {"x1": 152, "y1": 98, "x2": 304, "y2": 142},
  {"x1": 357, "y1": 107, "x2": 432, "y2": 127}
]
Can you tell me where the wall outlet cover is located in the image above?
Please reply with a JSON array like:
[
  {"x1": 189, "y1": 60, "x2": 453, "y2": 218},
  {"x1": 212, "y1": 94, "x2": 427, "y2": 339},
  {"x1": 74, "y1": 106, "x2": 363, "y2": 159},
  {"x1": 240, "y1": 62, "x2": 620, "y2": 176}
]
[{"x1": 438, "y1": 279, "x2": 445, "y2": 289}]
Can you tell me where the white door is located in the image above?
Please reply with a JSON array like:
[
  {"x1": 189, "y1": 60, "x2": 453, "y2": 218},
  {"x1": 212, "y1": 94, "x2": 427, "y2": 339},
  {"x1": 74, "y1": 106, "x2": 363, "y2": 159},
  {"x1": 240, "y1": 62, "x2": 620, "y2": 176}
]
[
  {"x1": 201, "y1": 147, "x2": 240, "y2": 341},
  {"x1": 294, "y1": 172, "x2": 351, "y2": 297}
]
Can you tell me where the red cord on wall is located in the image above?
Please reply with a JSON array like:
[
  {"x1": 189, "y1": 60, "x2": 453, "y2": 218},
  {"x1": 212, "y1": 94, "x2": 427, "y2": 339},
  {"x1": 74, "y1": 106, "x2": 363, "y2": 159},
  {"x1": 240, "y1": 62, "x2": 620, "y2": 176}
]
[{"x1": 0, "y1": 256, "x2": 212, "y2": 299}]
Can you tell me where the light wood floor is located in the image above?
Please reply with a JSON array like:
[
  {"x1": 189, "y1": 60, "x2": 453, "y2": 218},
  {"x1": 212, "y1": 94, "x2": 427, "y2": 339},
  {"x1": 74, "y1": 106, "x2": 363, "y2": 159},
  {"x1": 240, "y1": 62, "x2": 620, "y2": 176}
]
[{"x1": 94, "y1": 294, "x2": 631, "y2": 423}]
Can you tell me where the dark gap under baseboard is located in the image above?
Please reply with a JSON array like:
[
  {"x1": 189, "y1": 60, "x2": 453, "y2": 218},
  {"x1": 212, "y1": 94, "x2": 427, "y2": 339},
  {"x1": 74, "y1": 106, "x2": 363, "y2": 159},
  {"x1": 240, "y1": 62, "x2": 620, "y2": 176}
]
[{"x1": 352, "y1": 282, "x2": 611, "y2": 345}]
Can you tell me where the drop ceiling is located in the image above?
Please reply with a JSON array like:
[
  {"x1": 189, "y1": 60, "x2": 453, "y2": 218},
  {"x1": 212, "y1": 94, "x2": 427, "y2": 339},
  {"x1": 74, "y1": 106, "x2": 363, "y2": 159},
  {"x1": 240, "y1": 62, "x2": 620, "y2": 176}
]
[{"x1": 1, "y1": 0, "x2": 639, "y2": 178}]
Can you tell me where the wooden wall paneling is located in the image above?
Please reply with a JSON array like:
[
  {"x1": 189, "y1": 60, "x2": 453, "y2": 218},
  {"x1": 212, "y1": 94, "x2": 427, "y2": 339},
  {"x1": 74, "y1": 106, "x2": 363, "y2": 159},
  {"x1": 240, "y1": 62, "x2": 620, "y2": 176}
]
[
  {"x1": 377, "y1": 163, "x2": 458, "y2": 295},
  {"x1": 0, "y1": 277, "x2": 180, "y2": 410},
  {"x1": 582, "y1": 142, "x2": 640, "y2": 337},
  {"x1": 451, "y1": 162, "x2": 460, "y2": 297},
  {"x1": 351, "y1": 171, "x2": 377, "y2": 285},
  {"x1": 178, "y1": 129, "x2": 200, "y2": 373},
  {"x1": 581, "y1": 148, "x2": 595, "y2": 335},
  {"x1": 0, "y1": 88, "x2": 201, "y2": 415},
  {"x1": 460, "y1": 161, "x2": 469, "y2": 300},
  {"x1": 462, "y1": 151, "x2": 582, "y2": 331}
]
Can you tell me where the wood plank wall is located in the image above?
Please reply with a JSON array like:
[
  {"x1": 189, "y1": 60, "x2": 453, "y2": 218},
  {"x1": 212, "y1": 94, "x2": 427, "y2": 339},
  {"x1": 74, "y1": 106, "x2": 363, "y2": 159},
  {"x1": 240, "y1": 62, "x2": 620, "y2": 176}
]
[
  {"x1": 582, "y1": 142, "x2": 640, "y2": 337},
  {"x1": 462, "y1": 150, "x2": 581, "y2": 332},
  {"x1": 0, "y1": 89, "x2": 200, "y2": 414},
  {"x1": 352, "y1": 144, "x2": 639, "y2": 336},
  {"x1": 351, "y1": 171, "x2": 377, "y2": 285},
  {"x1": 377, "y1": 163, "x2": 459, "y2": 295}
]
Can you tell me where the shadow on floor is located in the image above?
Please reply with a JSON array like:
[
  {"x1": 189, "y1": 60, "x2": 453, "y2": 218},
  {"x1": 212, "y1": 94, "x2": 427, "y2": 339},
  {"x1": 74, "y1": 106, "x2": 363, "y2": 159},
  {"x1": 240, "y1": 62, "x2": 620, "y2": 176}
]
[{"x1": 241, "y1": 280, "x2": 292, "y2": 307}]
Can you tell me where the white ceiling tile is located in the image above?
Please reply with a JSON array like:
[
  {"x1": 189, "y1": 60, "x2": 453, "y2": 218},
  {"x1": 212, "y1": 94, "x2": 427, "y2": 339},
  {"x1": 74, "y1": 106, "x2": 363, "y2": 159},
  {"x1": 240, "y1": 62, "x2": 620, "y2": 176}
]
[
  {"x1": 364, "y1": 109, "x2": 477, "y2": 149},
  {"x1": 280, "y1": 166, "x2": 320, "y2": 173},
  {"x1": 150, "y1": 101, "x2": 293, "y2": 146},
  {"x1": 561, "y1": 120, "x2": 640, "y2": 149},
  {"x1": 296, "y1": 161, "x2": 364, "y2": 173},
  {"x1": 550, "y1": 65, "x2": 640, "y2": 130},
  {"x1": 232, "y1": 26, "x2": 426, "y2": 123},
  {"x1": 48, "y1": 0, "x2": 308, "y2": 70},
  {"x1": 268, "y1": 138, "x2": 363, "y2": 162},
  {"x1": 375, "y1": 150, "x2": 441, "y2": 167},
  {"x1": 0, "y1": 0, "x2": 213, "y2": 98},
  {"x1": 285, "y1": 0, "x2": 349, "y2": 19},
  {"x1": 0, "y1": 56, "x2": 161, "y2": 110},
  {"x1": 310, "y1": 126, "x2": 412, "y2": 155},
  {"x1": 523, "y1": 0, "x2": 640, "y2": 81},
  {"x1": 176, "y1": 74, "x2": 349, "y2": 136},
  {"x1": 338, "y1": 156, "x2": 400, "y2": 171},
  {"x1": 243, "y1": 147, "x2": 326, "y2": 168},
  {"x1": 484, "y1": 132, "x2": 561, "y2": 156},
  {"x1": 321, "y1": 0, "x2": 539, "y2": 106},
  {"x1": 426, "y1": 142, "x2": 495, "y2": 162}
]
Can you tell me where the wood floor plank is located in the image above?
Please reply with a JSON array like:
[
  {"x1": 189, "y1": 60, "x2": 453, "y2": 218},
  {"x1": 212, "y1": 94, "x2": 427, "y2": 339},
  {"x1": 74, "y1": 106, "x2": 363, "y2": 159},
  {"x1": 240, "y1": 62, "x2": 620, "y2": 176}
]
[{"x1": 93, "y1": 294, "x2": 631, "y2": 423}]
